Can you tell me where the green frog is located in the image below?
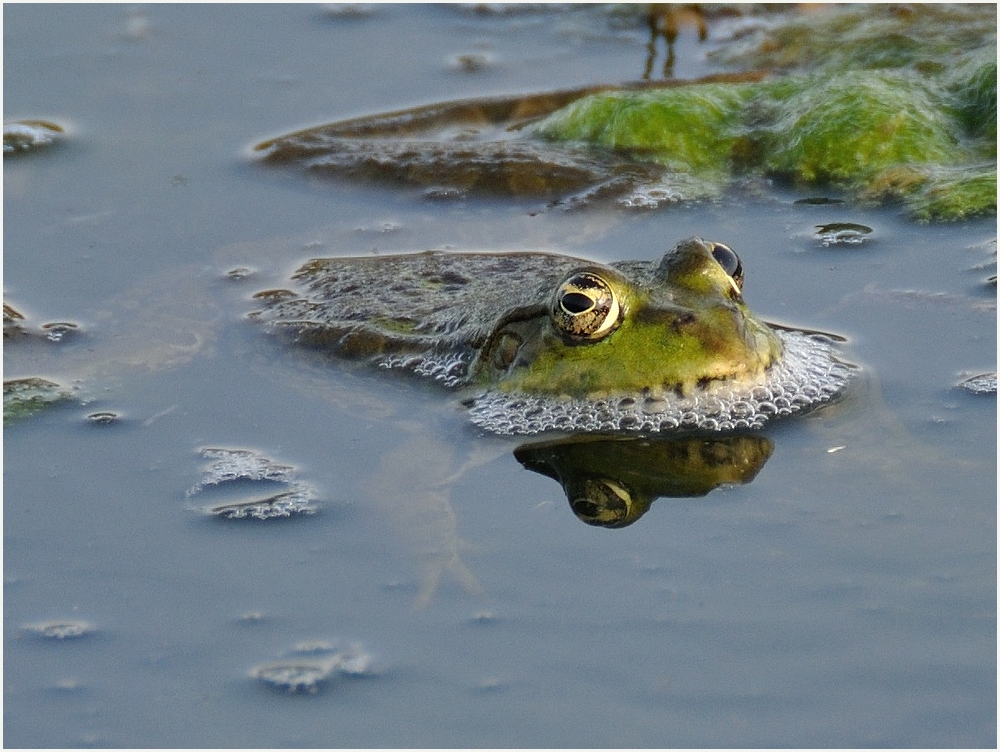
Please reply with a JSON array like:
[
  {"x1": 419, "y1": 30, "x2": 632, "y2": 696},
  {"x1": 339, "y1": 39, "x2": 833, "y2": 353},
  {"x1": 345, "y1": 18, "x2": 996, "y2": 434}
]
[{"x1": 250, "y1": 237, "x2": 856, "y2": 434}]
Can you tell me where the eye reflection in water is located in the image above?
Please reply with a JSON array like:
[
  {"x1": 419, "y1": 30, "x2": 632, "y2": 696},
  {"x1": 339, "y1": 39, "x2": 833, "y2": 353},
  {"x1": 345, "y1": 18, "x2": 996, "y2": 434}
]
[{"x1": 514, "y1": 432, "x2": 773, "y2": 528}]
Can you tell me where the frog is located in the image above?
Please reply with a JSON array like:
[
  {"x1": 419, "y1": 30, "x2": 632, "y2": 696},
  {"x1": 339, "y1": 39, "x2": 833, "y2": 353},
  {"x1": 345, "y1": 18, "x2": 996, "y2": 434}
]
[{"x1": 250, "y1": 236, "x2": 857, "y2": 435}]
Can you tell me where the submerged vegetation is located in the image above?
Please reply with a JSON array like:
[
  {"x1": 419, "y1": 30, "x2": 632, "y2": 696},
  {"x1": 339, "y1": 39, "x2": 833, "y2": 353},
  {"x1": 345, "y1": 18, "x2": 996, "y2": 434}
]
[{"x1": 3, "y1": 377, "x2": 72, "y2": 425}]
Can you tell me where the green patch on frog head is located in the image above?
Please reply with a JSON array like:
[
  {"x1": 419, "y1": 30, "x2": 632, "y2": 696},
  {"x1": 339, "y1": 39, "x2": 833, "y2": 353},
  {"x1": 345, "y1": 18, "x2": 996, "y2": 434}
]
[{"x1": 470, "y1": 237, "x2": 782, "y2": 399}]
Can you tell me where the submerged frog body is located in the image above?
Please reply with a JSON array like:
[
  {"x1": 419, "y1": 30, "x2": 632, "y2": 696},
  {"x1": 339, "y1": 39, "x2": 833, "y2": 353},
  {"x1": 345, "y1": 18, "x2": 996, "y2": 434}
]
[{"x1": 251, "y1": 237, "x2": 856, "y2": 434}]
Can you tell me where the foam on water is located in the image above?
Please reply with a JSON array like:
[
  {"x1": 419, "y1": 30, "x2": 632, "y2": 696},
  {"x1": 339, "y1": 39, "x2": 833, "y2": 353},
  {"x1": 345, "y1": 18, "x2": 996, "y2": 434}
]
[{"x1": 464, "y1": 329, "x2": 857, "y2": 435}]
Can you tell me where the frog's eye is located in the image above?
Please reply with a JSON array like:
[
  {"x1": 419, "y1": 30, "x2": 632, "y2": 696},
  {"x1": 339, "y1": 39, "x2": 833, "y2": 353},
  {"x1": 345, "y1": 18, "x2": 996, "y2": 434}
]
[
  {"x1": 551, "y1": 272, "x2": 621, "y2": 341},
  {"x1": 710, "y1": 242, "x2": 744, "y2": 294},
  {"x1": 569, "y1": 478, "x2": 636, "y2": 528}
]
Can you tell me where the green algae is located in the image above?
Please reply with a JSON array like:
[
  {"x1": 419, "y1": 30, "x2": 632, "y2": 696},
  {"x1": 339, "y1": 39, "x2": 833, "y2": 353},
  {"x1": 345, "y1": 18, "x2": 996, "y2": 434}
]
[
  {"x1": 535, "y1": 83, "x2": 751, "y2": 175},
  {"x1": 531, "y1": 4, "x2": 996, "y2": 220},
  {"x1": 946, "y1": 52, "x2": 997, "y2": 145},
  {"x1": 877, "y1": 164, "x2": 999, "y2": 223},
  {"x1": 708, "y1": 4, "x2": 995, "y2": 78},
  {"x1": 256, "y1": 4, "x2": 994, "y2": 220},
  {"x1": 762, "y1": 72, "x2": 958, "y2": 185},
  {"x1": 3, "y1": 378, "x2": 72, "y2": 425}
]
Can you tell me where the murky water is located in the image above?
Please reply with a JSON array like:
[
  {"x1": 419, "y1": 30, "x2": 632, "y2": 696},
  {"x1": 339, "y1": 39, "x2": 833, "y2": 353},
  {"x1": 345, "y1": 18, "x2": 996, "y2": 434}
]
[{"x1": 4, "y1": 5, "x2": 995, "y2": 747}]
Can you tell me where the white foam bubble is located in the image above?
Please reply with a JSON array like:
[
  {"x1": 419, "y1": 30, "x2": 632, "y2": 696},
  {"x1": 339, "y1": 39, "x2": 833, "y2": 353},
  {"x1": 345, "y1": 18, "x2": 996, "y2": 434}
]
[{"x1": 465, "y1": 329, "x2": 857, "y2": 435}]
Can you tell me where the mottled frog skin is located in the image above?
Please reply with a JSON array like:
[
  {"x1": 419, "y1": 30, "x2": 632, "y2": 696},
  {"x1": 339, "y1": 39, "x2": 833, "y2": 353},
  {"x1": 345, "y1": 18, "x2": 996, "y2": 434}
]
[{"x1": 251, "y1": 238, "x2": 856, "y2": 434}]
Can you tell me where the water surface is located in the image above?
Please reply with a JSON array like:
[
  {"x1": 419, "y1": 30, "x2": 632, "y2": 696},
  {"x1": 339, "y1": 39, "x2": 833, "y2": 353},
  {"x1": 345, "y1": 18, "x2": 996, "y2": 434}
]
[{"x1": 4, "y1": 5, "x2": 995, "y2": 747}]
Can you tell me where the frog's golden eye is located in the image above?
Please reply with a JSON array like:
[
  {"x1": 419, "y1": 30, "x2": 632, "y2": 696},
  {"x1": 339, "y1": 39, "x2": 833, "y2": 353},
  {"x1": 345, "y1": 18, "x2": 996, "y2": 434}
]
[
  {"x1": 710, "y1": 242, "x2": 744, "y2": 294},
  {"x1": 551, "y1": 272, "x2": 621, "y2": 341}
]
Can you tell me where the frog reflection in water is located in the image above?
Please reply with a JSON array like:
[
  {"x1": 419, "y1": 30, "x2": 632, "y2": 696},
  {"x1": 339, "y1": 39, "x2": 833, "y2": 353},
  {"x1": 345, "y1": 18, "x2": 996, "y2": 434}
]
[
  {"x1": 251, "y1": 237, "x2": 855, "y2": 436},
  {"x1": 515, "y1": 432, "x2": 774, "y2": 528}
]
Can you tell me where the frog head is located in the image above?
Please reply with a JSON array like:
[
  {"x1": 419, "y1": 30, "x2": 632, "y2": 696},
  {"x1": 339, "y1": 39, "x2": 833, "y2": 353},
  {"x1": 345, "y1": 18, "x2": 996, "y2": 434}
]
[{"x1": 471, "y1": 237, "x2": 783, "y2": 399}]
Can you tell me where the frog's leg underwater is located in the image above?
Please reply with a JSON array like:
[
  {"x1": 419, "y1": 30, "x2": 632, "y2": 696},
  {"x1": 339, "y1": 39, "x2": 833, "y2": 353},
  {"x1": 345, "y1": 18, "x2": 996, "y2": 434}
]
[{"x1": 367, "y1": 435, "x2": 487, "y2": 610}]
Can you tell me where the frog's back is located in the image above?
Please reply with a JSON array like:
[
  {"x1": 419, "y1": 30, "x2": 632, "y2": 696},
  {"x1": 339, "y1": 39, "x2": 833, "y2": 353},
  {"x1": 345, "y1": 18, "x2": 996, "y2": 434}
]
[{"x1": 250, "y1": 250, "x2": 587, "y2": 382}]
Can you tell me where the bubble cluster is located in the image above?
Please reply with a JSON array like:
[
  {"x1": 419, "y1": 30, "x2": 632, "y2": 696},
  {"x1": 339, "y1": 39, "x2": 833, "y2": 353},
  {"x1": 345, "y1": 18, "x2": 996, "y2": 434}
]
[
  {"x1": 203, "y1": 489, "x2": 318, "y2": 521},
  {"x1": 381, "y1": 352, "x2": 471, "y2": 388},
  {"x1": 467, "y1": 329, "x2": 857, "y2": 435},
  {"x1": 250, "y1": 641, "x2": 374, "y2": 694},
  {"x1": 3, "y1": 120, "x2": 64, "y2": 154},
  {"x1": 191, "y1": 447, "x2": 296, "y2": 486},
  {"x1": 957, "y1": 372, "x2": 997, "y2": 395},
  {"x1": 814, "y1": 222, "x2": 873, "y2": 246},
  {"x1": 187, "y1": 448, "x2": 318, "y2": 519}
]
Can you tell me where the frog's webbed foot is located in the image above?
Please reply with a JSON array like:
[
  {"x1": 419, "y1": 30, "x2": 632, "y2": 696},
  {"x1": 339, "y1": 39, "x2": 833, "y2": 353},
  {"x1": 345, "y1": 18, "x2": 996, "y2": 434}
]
[{"x1": 413, "y1": 545, "x2": 484, "y2": 611}]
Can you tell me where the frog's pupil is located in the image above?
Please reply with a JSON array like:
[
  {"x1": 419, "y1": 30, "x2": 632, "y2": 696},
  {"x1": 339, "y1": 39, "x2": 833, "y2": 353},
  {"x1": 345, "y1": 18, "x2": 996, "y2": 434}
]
[{"x1": 561, "y1": 291, "x2": 594, "y2": 315}]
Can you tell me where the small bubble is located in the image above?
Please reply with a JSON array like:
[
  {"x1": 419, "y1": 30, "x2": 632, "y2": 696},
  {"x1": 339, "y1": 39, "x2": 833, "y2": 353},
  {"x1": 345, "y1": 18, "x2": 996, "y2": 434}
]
[
  {"x1": 41, "y1": 321, "x2": 79, "y2": 342},
  {"x1": 225, "y1": 267, "x2": 255, "y2": 280},
  {"x1": 729, "y1": 400, "x2": 753, "y2": 418},
  {"x1": 292, "y1": 640, "x2": 337, "y2": 654},
  {"x1": 475, "y1": 677, "x2": 505, "y2": 692},
  {"x1": 251, "y1": 641, "x2": 374, "y2": 693},
  {"x1": 448, "y1": 52, "x2": 496, "y2": 72},
  {"x1": 252, "y1": 661, "x2": 332, "y2": 693},
  {"x1": 814, "y1": 222, "x2": 873, "y2": 246},
  {"x1": 23, "y1": 619, "x2": 94, "y2": 640},
  {"x1": 337, "y1": 645, "x2": 373, "y2": 676},
  {"x1": 322, "y1": 3, "x2": 378, "y2": 19},
  {"x1": 618, "y1": 414, "x2": 639, "y2": 429},
  {"x1": 86, "y1": 411, "x2": 119, "y2": 425}
]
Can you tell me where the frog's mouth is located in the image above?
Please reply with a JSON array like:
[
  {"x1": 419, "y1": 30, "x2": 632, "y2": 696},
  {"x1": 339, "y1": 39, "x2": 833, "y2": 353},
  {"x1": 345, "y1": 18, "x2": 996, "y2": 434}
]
[{"x1": 464, "y1": 329, "x2": 857, "y2": 435}]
